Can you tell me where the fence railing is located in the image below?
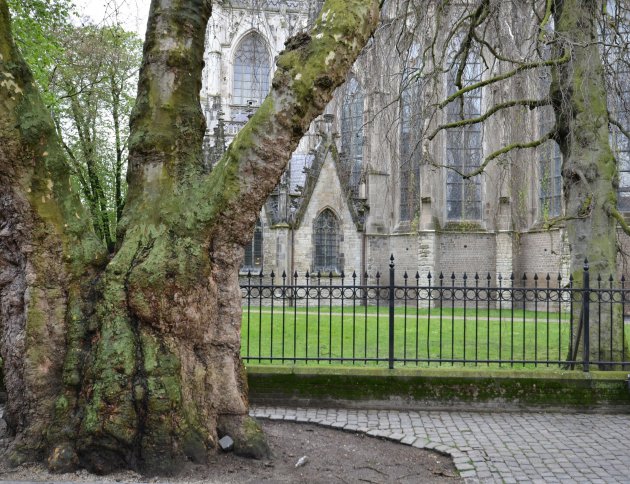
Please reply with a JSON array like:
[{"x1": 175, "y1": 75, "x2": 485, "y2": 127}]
[{"x1": 240, "y1": 255, "x2": 630, "y2": 370}]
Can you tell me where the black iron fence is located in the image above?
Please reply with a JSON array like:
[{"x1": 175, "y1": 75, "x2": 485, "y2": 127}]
[{"x1": 240, "y1": 256, "x2": 630, "y2": 370}]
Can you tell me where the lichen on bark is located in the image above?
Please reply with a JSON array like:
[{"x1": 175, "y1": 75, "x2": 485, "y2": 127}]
[
  {"x1": 1, "y1": 0, "x2": 382, "y2": 474},
  {"x1": 551, "y1": 0, "x2": 629, "y2": 366}
]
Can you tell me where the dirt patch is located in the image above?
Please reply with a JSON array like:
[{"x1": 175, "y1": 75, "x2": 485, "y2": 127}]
[{"x1": 0, "y1": 420, "x2": 461, "y2": 483}]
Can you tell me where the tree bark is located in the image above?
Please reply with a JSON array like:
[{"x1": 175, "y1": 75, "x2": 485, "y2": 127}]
[
  {"x1": 0, "y1": 0, "x2": 381, "y2": 474},
  {"x1": 0, "y1": 0, "x2": 106, "y2": 465},
  {"x1": 552, "y1": 0, "x2": 628, "y2": 367}
]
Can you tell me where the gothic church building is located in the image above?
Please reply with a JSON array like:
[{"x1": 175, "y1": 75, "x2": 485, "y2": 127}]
[{"x1": 200, "y1": 0, "x2": 629, "y2": 282}]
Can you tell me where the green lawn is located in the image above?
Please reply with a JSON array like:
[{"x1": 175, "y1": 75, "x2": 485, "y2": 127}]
[{"x1": 241, "y1": 305, "x2": 596, "y2": 368}]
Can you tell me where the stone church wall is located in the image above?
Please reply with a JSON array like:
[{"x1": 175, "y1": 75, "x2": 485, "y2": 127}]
[
  {"x1": 513, "y1": 230, "x2": 567, "y2": 282},
  {"x1": 437, "y1": 233, "x2": 497, "y2": 284}
]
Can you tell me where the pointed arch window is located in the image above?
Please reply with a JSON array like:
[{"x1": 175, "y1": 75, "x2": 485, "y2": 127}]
[
  {"x1": 539, "y1": 140, "x2": 563, "y2": 219},
  {"x1": 313, "y1": 209, "x2": 340, "y2": 273},
  {"x1": 233, "y1": 33, "x2": 271, "y2": 106},
  {"x1": 400, "y1": 43, "x2": 423, "y2": 222},
  {"x1": 614, "y1": 72, "x2": 630, "y2": 211},
  {"x1": 601, "y1": 1, "x2": 630, "y2": 210},
  {"x1": 243, "y1": 218, "x2": 263, "y2": 271},
  {"x1": 445, "y1": 45, "x2": 483, "y2": 221},
  {"x1": 538, "y1": 88, "x2": 563, "y2": 219},
  {"x1": 341, "y1": 77, "x2": 364, "y2": 196}
]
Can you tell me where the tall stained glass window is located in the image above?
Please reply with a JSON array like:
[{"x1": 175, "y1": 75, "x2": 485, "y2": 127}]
[
  {"x1": 340, "y1": 77, "x2": 364, "y2": 196},
  {"x1": 313, "y1": 209, "x2": 340, "y2": 273},
  {"x1": 233, "y1": 33, "x2": 271, "y2": 106},
  {"x1": 400, "y1": 43, "x2": 423, "y2": 222},
  {"x1": 603, "y1": 0, "x2": 630, "y2": 211},
  {"x1": 445, "y1": 48, "x2": 483, "y2": 220},
  {"x1": 538, "y1": 105, "x2": 563, "y2": 219},
  {"x1": 610, "y1": 69, "x2": 630, "y2": 211},
  {"x1": 243, "y1": 218, "x2": 263, "y2": 271}
]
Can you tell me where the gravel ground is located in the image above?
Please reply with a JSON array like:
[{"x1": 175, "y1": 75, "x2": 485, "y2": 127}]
[{"x1": 0, "y1": 420, "x2": 460, "y2": 484}]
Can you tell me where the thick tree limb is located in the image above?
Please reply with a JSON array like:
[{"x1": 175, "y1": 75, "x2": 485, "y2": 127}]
[
  {"x1": 198, "y1": 0, "x2": 382, "y2": 245},
  {"x1": 0, "y1": 0, "x2": 105, "y2": 465},
  {"x1": 607, "y1": 203, "x2": 630, "y2": 236}
]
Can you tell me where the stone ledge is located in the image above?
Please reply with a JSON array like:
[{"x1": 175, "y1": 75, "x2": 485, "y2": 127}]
[{"x1": 246, "y1": 365, "x2": 630, "y2": 413}]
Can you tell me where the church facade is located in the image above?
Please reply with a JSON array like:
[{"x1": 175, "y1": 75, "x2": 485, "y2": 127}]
[{"x1": 200, "y1": 0, "x2": 630, "y2": 283}]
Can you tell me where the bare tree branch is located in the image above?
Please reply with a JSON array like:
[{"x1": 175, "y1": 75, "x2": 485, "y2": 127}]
[
  {"x1": 428, "y1": 98, "x2": 551, "y2": 140},
  {"x1": 438, "y1": 49, "x2": 570, "y2": 109}
]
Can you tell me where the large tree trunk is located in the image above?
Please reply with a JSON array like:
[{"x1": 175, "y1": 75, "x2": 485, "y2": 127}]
[
  {"x1": 0, "y1": 0, "x2": 381, "y2": 474},
  {"x1": 0, "y1": 0, "x2": 107, "y2": 465},
  {"x1": 552, "y1": 0, "x2": 628, "y2": 367}
]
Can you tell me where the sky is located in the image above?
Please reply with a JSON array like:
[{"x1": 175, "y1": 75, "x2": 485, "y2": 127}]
[{"x1": 74, "y1": 0, "x2": 151, "y2": 38}]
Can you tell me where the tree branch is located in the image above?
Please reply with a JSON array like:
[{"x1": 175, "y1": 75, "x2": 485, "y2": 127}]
[
  {"x1": 198, "y1": 0, "x2": 382, "y2": 245},
  {"x1": 607, "y1": 203, "x2": 630, "y2": 236},
  {"x1": 428, "y1": 98, "x2": 550, "y2": 140},
  {"x1": 539, "y1": 0, "x2": 553, "y2": 41},
  {"x1": 438, "y1": 49, "x2": 570, "y2": 109},
  {"x1": 610, "y1": 117, "x2": 630, "y2": 141},
  {"x1": 454, "y1": 0, "x2": 489, "y2": 90},
  {"x1": 428, "y1": 130, "x2": 554, "y2": 179}
]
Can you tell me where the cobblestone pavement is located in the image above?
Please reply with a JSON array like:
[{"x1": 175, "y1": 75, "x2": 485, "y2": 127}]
[{"x1": 251, "y1": 406, "x2": 630, "y2": 483}]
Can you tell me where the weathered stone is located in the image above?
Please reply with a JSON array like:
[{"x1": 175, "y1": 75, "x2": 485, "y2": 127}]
[{"x1": 219, "y1": 435, "x2": 234, "y2": 452}]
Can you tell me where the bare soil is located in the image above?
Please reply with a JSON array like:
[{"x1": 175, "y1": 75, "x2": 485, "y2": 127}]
[{"x1": 0, "y1": 419, "x2": 461, "y2": 483}]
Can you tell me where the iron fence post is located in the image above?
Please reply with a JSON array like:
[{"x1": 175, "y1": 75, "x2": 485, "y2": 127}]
[
  {"x1": 389, "y1": 254, "x2": 395, "y2": 369},
  {"x1": 583, "y1": 259, "x2": 590, "y2": 372}
]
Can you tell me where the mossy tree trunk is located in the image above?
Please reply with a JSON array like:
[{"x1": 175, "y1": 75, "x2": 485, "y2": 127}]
[
  {"x1": 552, "y1": 0, "x2": 628, "y2": 367},
  {"x1": 0, "y1": 0, "x2": 381, "y2": 474}
]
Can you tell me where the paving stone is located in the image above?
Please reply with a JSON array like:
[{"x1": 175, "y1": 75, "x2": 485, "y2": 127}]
[
  {"x1": 251, "y1": 405, "x2": 630, "y2": 483},
  {"x1": 400, "y1": 435, "x2": 417, "y2": 445}
]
